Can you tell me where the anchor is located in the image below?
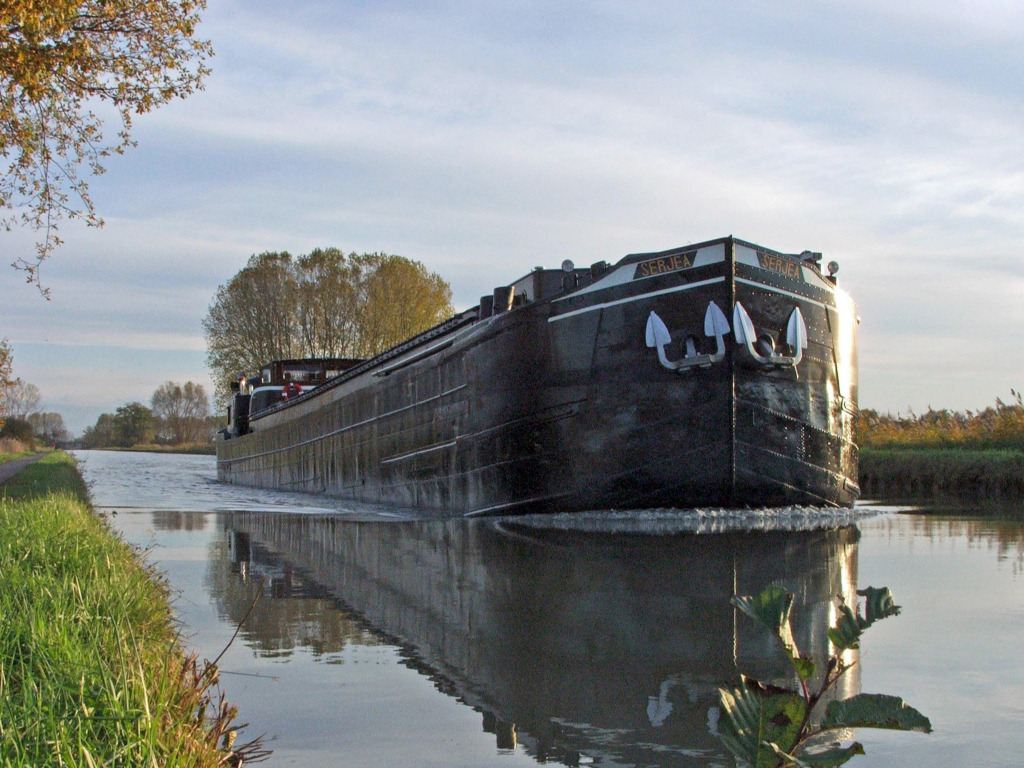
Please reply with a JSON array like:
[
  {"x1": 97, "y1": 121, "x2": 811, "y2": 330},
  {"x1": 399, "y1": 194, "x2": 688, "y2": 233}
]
[
  {"x1": 645, "y1": 301, "x2": 730, "y2": 372},
  {"x1": 733, "y1": 302, "x2": 807, "y2": 368}
]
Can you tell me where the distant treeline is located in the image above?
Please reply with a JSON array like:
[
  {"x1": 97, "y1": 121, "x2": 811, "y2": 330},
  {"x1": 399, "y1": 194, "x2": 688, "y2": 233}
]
[
  {"x1": 79, "y1": 381, "x2": 216, "y2": 450},
  {"x1": 857, "y1": 391, "x2": 1024, "y2": 451}
]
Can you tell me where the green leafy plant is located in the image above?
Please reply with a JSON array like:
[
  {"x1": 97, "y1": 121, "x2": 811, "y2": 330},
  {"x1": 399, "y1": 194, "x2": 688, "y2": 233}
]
[{"x1": 715, "y1": 585, "x2": 930, "y2": 767}]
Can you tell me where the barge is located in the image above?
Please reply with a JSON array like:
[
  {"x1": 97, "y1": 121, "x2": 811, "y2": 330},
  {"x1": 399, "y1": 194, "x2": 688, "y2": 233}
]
[{"x1": 216, "y1": 235, "x2": 859, "y2": 514}]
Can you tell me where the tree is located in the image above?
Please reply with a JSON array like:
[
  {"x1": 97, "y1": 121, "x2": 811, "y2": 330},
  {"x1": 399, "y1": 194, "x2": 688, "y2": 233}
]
[
  {"x1": 0, "y1": 415, "x2": 34, "y2": 445},
  {"x1": 113, "y1": 402, "x2": 154, "y2": 446},
  {"x1": 0, "y1": 377, "x2": 41, "y2": 419},
  {"x1": 0, "y1": 338, "x2": 11, "y2": 387},
  {"x1": 151, "y1": 380, "x2": 209, "y2": 444},
  {"x1": 203, "y1": 249, "x2": 454, "y2": 402},
  {"x1": 351, "y1": 253, "x2": 454, "y2": 356},
  {"x1": 27, "y1": 411, "x2": 69, "y2": 444},
  {"x1": 1, "y1": 0, "x2": 212, "y2": 290},
  {"x1": 203, "y1": 251, "x2": 301, "y2": 402},
  {"x1": 294, "y1": 248, "x2": 361, "y2": 358},
  {"x1": 80, "y1": 411, "x2": 117, "y2": 448},
  {"x1": 81, "y1": 403, "x2": 155, "y2": 448},
  {"x1": 0, "y1": 338, "x2": 12, "y2": 428}
]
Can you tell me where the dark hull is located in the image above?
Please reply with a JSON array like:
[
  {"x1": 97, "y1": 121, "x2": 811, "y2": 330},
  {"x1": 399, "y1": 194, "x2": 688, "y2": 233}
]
[{"x1": 217, "y1": 236, "x2": 859, "y2": 514}]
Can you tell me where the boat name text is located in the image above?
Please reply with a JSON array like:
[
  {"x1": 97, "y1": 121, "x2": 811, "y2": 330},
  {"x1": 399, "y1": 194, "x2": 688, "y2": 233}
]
[
  {"x1": 633, "y1": 252, "x2": 696, "y2": 279},
  {"x1": 757, "y1": 251, "x2": 803, "y2": 280}
]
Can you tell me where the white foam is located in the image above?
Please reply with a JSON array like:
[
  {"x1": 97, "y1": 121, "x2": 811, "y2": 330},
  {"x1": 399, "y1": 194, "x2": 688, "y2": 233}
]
[{"x1": 502, "y1": 505, "x2": 882, "y2": 534}]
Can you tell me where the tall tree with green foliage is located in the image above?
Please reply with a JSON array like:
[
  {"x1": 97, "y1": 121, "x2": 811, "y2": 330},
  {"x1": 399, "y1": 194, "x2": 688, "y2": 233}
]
[
  {"x1": 203, "y1": 251, "x2": 301, "y2": 402},
  {"x1": 114, "y1": 402, "x2": 154, "y2": 446},
  {"x1": 294, "y1": 247, "x2": 362, "y2": 358},
  {"x1": 81, "y1": 403, "x2": 154, "y2": 448},
  {"x1": 203, "y1": 249, "x2": 454, "y2": 402},
  {"x1": 352, "y1": 253, "x2": 455, "y2": 356},
  {"x1": 80, "y1": 413, "x2": 117, "y2": 448},
  {"x1": 1, "y1": 0, "x2": 212, "y2": 289}
]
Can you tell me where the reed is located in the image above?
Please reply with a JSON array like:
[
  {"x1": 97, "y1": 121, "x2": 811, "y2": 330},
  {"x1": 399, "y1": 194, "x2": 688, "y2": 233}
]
[
  {"x1": 857, "y1": 393, "x2": 1024, "y2": 499},
  {"x1": 860, "y1": 448, "x2": 1024, "y2": 499},
  {"x1": 857, "y1": 391, "x2": 1024, "y2": 451},
  {"x1": 0, "y1": 452, "x2": 266, "y2": 766},
  {"x1": 0, "y1": 435, "x2": 33, "y2": 460}
]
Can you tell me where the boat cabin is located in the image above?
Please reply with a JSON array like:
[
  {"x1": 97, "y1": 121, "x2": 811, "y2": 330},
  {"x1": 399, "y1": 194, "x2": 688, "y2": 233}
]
[
  {"x1": 221, "y1": 357, "x2": 363, "y2": 439},
  {"x1": 478, "y1": 260, "x2": 611, "y2": 318},
  {"x1": 255, "y1": 358, "x2": 363, "y2": 388}
]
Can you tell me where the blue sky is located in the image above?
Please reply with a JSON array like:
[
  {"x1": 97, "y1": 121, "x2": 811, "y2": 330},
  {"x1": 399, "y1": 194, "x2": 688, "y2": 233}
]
[{"x1": 3, "y1": 0, "x2": 1024, "y2": 435}]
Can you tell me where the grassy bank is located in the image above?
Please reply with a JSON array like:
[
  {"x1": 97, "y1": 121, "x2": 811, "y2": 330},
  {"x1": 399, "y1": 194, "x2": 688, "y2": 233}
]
[
  {"x1": 860, "y1": 447, "x2": 1024, "y2": 499},
  {"x1": 0, "y1": 453, "x2": 263, "y2": 766},
  {"x1": 79, "y1": 443, "x2": 216, "y2": 455}
]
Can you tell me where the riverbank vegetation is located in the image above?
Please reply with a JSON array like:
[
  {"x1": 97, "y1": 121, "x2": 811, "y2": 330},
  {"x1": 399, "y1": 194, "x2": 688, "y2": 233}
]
[
  {"x1": 93, "y1": 442, "x2": 216, "y2": 455},
  {"x1": 0, "y1": 435, "x2": 34, "y2": 461},
  {"x1": 857, "y1": 392, "x2": 1024, "y2": 450},
  {"x1": 858, "y1": 393, "x2": 1024, "y2": 499},
  {"x1": 0, "y1": 452, "x2": 264, "y2": 765},
  {"x1": 860, "y1": 449, "x2": 1024, "y2": 500}
]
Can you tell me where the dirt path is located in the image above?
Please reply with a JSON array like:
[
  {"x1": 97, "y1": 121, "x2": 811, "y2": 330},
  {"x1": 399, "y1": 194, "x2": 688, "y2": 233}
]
[{"x1": 0, "y1": 453, "x2": 47, "y2": 486}]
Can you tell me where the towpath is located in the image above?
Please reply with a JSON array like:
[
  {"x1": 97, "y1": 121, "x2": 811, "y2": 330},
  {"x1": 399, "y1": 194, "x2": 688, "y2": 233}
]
[{"x1": 0, "y1": 453, "x2": 48, "y2": 486}]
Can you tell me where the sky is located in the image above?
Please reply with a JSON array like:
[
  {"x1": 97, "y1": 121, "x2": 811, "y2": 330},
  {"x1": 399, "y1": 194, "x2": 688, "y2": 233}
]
[{"x1": 3, "y1": 0, "x2": 1024, "y2": 436}]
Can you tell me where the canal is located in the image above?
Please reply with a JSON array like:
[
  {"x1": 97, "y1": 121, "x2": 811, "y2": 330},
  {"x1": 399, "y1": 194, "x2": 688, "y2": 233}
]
[{"x1": 75, "y1": 450, "x2": 1024, "y2": 767}]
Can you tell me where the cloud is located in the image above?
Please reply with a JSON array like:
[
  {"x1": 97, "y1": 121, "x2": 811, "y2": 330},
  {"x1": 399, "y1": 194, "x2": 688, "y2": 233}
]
[{"x1": 3, "y1": 0, "x2": 1023, "y2": 432}]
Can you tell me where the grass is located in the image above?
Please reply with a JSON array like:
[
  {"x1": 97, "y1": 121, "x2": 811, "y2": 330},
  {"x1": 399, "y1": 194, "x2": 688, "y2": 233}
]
[
  {"x1": 134, "y1": 442, "x2": 215, "y2": 455},
  {"x1": 860, "y1": 447, "x2": 1024, "y2": 500},
  {"x1": 0, "y1": 452, "x2": 266, "y2": 767},
  {"x1": 0, "y1": 451, "x2": 79, "y2": 499},
  {"x1": 83, "y1": 443, "x2": 216, "y2": 456}
]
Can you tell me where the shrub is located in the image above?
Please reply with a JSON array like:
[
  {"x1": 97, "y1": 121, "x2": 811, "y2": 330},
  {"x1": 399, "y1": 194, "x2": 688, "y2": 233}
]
[
  {"x1": 0, "y1": 436, "x2": 30, "y2": 455},
  {"x1": 0, "y1": 416, "x2": 35, "y2": 446}
]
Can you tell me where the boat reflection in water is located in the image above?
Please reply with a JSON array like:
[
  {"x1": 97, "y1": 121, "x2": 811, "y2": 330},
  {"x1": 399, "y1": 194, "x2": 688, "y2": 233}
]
[{"x1": 213, "y1": 513, "x2": 860, "y2": 766}]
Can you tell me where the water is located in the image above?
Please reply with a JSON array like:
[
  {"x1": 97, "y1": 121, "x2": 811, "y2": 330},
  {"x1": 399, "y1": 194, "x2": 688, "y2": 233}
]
[{"x1": 73, "y1": 450, "x2": 1024, "y2": 767}]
